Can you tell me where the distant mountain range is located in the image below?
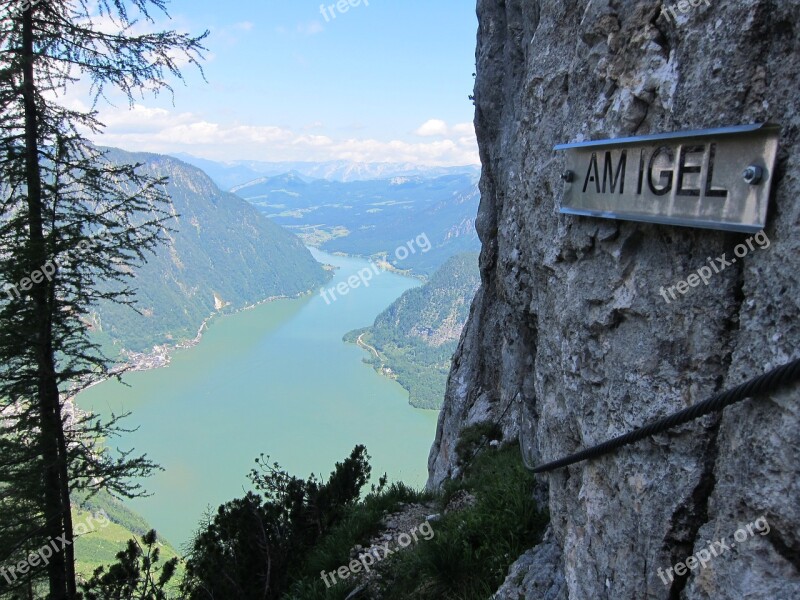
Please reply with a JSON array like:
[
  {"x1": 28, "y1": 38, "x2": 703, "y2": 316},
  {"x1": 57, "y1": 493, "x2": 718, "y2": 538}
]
[
  {"x1": 91, "y1": 149, "x2": 328, "y2": 354},
  {"x1": 88, "y1": 149, "x2": 481, "y2": 363},
  {"x1": 232, "y1": 172, "x2": 481, "y2": 274},
  {"x1": 345, "y1": 253, "x2": 481, "y2": 409},
  {"x1": 171, "y1": 153, "x2": 481, "y2": 189}
]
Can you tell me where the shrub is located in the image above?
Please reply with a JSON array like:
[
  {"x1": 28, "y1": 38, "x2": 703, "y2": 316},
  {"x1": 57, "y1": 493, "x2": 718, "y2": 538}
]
[
  {"x1": 180, "y1": 446, "x2": 373, "y2": 600},
  {"x1": 78, "y1": 530, "x2": 177, "y2": 600},
  {"x1": 383, "y1": 443, "x2": 548, "y2": 600}
]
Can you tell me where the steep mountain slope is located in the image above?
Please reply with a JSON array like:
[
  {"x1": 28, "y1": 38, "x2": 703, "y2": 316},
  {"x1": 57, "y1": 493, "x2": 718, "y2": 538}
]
[
  {"x1": 234, "y1": 173, "x2": 481, "y2": 274},
  {"x1": 346, "y1": 253, "x2": 480, "y2": 409},
  {"x1": 92, "y1": 149, "x2": 327, "y2": 353},
  {"x1": 430, "y1": 2, "x2": 800, "y2": 600}
]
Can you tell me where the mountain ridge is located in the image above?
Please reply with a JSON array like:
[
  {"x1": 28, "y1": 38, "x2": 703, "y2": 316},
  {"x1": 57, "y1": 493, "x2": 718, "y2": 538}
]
[
  {"x1": 91, "y1": 148, "x2": 328, "y2": 354},
  {"x1": 172, "y1": 153, "x2": 480, "y2": 189},
  {"x1": 234, "y1": 172, "x2": 481, "y2": 275}
]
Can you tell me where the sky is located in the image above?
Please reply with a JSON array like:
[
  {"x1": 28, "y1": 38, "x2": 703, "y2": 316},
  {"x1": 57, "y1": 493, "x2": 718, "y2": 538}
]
[{"x1": 64, "y1": 0, "x2": 480, "y2": 166}]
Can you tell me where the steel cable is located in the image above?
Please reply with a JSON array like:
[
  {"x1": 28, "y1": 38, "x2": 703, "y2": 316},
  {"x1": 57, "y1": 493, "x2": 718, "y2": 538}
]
[{"x1": 530, "y1": 357, "x2": 800, "y2": 474}]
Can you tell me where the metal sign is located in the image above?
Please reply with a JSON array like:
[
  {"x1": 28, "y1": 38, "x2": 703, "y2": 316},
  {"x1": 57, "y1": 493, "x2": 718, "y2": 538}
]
[{"x1": 554, "y1": 123, "x2": 779, "y2": 233}]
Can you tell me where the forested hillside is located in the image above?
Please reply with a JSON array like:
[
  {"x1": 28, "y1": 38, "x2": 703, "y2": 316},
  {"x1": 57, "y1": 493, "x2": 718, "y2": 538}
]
[
  {"x1": 91, "y1": 149, "x2": 328, "y2": 353},
  {"x1": 346, "y1": 253, "x2": 480, "y2": 409}
]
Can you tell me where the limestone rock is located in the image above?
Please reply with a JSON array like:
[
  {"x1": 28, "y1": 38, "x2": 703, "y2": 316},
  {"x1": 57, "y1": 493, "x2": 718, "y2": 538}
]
[
  {"x1": 428, "y1": 1, "x2": 800, "y2": 598},
  {"x1": 491, "y1": 528, "x2": 567, "y2": 600}
]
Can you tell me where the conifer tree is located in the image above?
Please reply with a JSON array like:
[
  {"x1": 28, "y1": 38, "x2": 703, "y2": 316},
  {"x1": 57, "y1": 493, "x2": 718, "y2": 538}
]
[{"x1": 0, "y1": 1, "x2": 206, "y2": 597}]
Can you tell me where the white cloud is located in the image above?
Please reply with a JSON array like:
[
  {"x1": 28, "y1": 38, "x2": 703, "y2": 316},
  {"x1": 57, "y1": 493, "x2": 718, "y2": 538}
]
[
  {"x1": 84, "y1": 105, "x2": 479, "y2": 166},
  {"x1": 275, "y1": 21, "x2": 324, "y2": 37},
  {"x1": 209, "y1": 21, "x2": 256, "y2": 48},
  {"x1": 414, "y1": 119, "x2": 449, "y2": 137},
  {"x1": 451, "y1": 122, "x2": 475, "y2": 136},
  {"x1": 414, "y1": 119, "x2": 475, "y2": 141}
]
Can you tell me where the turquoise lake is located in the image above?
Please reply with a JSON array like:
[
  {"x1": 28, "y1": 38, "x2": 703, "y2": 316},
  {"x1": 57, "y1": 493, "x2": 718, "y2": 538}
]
[{"x1": 77, "y1": 249, "x2": 440, "y2": 549}]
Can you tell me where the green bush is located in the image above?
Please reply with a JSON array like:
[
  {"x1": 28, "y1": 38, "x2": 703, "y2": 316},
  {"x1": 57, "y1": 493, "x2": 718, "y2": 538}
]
[
  {"x1": 178, "y1": 439, "x2": 547, "y2": 600},
  {"x1": 180, "y1": 446, "x2": 375, "y2": 600},
  {"x1": 286, "y1": 441, "x2": 548, "y2": 600},
  {"x1": 384, "y1": 443, "x2": 547, "y2": 600},
  {"x1": 285, "y1": 482, "x2": 430, "y2": 599},
  {"x1": 78, "y1": 530, "x2": 177, "y2": 600}
]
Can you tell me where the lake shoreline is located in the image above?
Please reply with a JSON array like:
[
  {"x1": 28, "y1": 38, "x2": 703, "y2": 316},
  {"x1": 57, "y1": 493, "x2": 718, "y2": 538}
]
[
  {"x1": 307, "y1": 245, "x2": 429, "y2": 281},
  {"x1": 76, "y1": 244, "x2": 431, "y2": 400},
  {"x1": 118, "y1": 290, "x2": 314, "y2": 375},
  {"x1": 84, "y1": 240, "x2": 435, "y2": 387},
  {"x1": 77, "y1": 250, "x2": 438, "y2": 546}
]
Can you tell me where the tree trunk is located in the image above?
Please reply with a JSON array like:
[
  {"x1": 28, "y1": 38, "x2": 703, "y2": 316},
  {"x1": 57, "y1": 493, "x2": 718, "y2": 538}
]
[
  {"x1": 56, "y1": 425, "x2": 76, "y2": 597},
  {"x1": 21, "y1": 8, "x2": 73, "y2": 600}
]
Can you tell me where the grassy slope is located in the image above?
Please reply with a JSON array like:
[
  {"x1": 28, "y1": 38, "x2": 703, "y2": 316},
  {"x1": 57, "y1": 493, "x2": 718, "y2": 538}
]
[
  {"x1": 72, "y1": 491, "x2": 183, "y2": 583},
  {"x1": 285, "y1": 424, "x2": 548, "y2": 600}
]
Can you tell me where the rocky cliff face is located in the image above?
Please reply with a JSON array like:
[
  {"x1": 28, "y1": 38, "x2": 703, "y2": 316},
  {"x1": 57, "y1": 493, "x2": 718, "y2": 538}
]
[{"x1": 428, "y1": 1, "x2": 800, "y2": 598}]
